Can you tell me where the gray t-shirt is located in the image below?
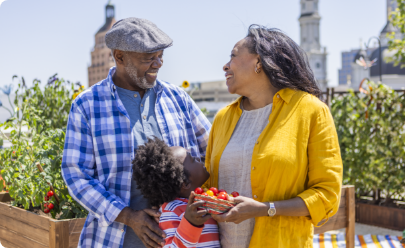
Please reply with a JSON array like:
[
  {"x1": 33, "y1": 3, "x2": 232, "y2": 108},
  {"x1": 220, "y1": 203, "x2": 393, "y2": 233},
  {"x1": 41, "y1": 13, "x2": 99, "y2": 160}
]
[{"x1": 115, "y1": 85, "x2": 163, "y2": 248}]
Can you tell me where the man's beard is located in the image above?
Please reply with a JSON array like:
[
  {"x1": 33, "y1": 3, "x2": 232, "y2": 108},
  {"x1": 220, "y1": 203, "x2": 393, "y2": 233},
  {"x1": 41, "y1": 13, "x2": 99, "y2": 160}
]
[{"x1": 124, "y1": 60, "x2": 156, "y2": 89}]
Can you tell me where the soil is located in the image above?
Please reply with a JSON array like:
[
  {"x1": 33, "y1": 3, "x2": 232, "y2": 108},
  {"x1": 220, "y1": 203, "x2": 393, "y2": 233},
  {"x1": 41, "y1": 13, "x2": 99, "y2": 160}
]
[{"x1": 356, "y1": 198, "x2": 405, "y2": 209}]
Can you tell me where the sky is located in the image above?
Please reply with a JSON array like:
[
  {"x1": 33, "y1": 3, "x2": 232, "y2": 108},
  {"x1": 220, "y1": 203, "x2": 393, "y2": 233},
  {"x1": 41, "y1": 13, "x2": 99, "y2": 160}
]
[{"x1": 0, "y1": 0, "x2": 388, "y2": 89}]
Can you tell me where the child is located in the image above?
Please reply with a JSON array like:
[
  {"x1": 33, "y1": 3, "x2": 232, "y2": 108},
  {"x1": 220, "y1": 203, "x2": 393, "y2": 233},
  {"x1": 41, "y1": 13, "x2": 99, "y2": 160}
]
[{"x1": 132, "y1": 137, "x2": 221, "y2": 248}]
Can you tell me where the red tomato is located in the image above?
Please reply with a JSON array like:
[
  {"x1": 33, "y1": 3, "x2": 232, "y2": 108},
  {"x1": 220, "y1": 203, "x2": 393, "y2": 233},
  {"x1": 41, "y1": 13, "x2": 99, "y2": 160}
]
[
  {"x1": 201, "y1": 192, "x2": 209, "y2": 196},
  {"x1": 47, "y1": 191, "x2": 54, "y2": 197},
  {"x1": 209, "y1": 187, "x2": 219, "y2": 196},
  {"x1": 194, "y1": 187, "x2": 204, "y2": 194},
  {"x1": 231, "y1": 191, "x2": 240, "y2": 197},
  {"x1": 218, "y1": 189, "x2": 227, "y2": 194},
  {"x1": 217, "y1": 193, "x2": 227, "y2": 200},
  {"x1": 44, "y1": 196, "x2": 50, "y2": 201},
  {"x1": 44, "y1": 203, "x2": 48, "y2": 208},
  {"x1": 48, "y1": 203, "x2": 54, "y2": 210},
  {"x1": 44, "y1": 208, "x2": 50, "y2": 214}
]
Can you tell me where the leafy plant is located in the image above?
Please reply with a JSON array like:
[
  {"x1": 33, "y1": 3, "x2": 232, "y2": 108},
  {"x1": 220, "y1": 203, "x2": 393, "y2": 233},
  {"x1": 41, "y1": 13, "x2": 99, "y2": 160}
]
[
  {"x1": 0, "y1": 75, "x2": 87, "y2": 219},
  {"x1": 331, "y1": 81, "x2": 405, "y2": 205},
  {"x1": 387, "y1": 0, "x2": 405, "y2": 68}
]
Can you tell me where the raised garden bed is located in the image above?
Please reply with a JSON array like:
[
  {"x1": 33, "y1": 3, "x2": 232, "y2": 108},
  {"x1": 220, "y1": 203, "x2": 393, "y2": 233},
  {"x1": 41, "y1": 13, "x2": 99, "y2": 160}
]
[
  {"x1": 356, "y1": 201, "x2": 405, "y2": 231},
  {"x1": 0, "y1": 192, "x2": 85, "y2": 248}
]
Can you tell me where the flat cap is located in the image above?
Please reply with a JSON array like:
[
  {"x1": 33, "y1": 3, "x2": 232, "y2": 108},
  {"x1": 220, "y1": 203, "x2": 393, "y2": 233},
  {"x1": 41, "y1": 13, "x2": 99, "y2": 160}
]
[{"x1": 105, "y1": 17, "x2": 173, "y2": 53}]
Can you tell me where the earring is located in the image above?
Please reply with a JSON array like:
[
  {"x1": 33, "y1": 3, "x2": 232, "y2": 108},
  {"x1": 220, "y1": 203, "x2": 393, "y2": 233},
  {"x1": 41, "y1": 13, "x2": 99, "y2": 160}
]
[{"x1": 255, "y1": 67, "x2": 260, "y2": 74}]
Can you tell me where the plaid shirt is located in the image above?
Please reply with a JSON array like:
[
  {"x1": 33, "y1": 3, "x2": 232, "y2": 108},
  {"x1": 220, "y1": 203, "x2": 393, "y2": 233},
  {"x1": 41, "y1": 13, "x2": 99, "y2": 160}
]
[{"x1": 61, "y1": 67, "x2": 211, "y2": 248}]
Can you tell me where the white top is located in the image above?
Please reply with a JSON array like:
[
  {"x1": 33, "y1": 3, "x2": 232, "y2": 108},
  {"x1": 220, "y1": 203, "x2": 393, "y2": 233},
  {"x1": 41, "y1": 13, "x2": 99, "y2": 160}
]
[{"x1": 218, "y1": 100, "x2": 273, "y2": 248}]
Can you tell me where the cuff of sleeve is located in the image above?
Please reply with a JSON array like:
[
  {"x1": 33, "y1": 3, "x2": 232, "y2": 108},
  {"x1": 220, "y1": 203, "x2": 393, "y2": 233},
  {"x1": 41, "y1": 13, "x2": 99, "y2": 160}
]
[
  {"x1": 99, "y1": 199, "x2": 128, "y2": 227},
  {"x1": 298, "y1": 189, "x2": 327, "y2": 226},
  {"x1": 177, "y1": 217, "x2": 204, "y2": 244}
]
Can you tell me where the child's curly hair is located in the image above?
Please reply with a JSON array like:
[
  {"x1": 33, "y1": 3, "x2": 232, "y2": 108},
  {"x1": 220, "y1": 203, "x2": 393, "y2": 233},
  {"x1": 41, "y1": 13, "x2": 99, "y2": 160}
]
[{"x1": 132, "y1": 137, "x2": 189, "y2": 207}]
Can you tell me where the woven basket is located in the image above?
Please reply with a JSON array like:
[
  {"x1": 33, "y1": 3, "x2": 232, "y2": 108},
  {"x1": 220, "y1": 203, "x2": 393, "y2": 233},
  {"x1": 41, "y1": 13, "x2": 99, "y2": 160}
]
[{"x1": 194, "y1": 194, "x2": 236, "y2": 214}]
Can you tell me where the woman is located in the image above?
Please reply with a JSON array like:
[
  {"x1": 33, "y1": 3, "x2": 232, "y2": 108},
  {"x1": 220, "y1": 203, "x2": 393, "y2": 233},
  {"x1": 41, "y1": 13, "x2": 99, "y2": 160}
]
[{"x1": 204, "y1": 25, "x2": 343, "y2": 247}]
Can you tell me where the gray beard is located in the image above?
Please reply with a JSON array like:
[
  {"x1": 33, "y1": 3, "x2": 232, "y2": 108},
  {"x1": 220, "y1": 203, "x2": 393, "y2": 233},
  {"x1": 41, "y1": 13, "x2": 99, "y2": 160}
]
[{"x1": 124, "y1": 60, "x2": 156, "y2": 89}]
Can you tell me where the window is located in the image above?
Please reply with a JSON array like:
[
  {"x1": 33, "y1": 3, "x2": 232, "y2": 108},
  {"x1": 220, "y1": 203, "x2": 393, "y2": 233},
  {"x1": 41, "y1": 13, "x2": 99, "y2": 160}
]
[
  {"x1": 314, "y1": 2, "x2": 318, "y2": 10},
  {"x1": 302, "y1": 3, "x2": 305, "y2": 10},
  {"x1": 316, "y1": 62, "x2": 321, "y2": 69}
]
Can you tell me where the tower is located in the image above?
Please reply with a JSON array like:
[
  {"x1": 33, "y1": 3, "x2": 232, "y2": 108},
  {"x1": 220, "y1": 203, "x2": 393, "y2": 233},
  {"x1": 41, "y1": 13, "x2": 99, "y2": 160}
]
[
  {"x1": 87, "y1": 2, "x2": 117, "y2": 87},
  {"x1": 299, "y1": 0, "x2": 328, "y2": 90}
]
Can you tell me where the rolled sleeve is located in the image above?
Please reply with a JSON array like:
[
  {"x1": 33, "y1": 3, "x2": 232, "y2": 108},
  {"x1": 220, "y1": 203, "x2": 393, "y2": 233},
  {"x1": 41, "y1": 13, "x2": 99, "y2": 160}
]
[
  {"x1": 61, "y1": 102, "x2": 127, "y2": 226},
  {"x1": 298, "y1": 105, "x2": 343, "y2": 226}
]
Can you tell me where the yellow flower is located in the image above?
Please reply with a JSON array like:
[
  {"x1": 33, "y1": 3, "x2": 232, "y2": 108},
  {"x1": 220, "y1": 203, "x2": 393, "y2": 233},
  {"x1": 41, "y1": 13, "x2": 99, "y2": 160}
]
[
  {"x1": 182, "y1": 81, "x2": 190, "y2": 89},
  {"x1": 80, "y1": 85, "x2": 85, "y2": 89},
  {"x1": 72, "y1": 92, "x2": 79, "y2": 100}
]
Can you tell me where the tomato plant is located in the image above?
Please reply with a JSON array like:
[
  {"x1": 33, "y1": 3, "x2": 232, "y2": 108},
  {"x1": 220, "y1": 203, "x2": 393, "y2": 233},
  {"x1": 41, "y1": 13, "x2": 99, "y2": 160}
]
[{"x1": 0, "y1": 75, "x2": 87, "y2": 219}]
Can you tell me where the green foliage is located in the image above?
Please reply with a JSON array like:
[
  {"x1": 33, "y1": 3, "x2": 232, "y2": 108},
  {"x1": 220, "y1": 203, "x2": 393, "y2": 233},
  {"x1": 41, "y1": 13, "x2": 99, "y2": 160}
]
[
  {"x1": 388, "y1": 0, "x2": 405, "y2": 68},
  {"x1": 0, "y1": 76, "x2": 87, "y2": 219},
  {"x1": 331, "y1": 81, "x2": 405, "y2": 203}
]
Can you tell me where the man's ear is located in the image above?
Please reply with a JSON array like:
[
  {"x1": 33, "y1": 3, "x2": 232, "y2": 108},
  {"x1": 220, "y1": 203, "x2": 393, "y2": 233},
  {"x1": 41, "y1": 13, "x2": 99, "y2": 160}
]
[{"x1": 114, "y1": 50, "x2": 125, "y2": 66}]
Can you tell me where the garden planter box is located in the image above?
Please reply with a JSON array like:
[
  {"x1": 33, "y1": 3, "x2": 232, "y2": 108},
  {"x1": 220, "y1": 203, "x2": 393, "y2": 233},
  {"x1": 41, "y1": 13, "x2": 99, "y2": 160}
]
[
  {"x1": 356, "y1": 202, "x2": 405, "y2": 231},
  {"x1": 0, "y1": 192, "x2": 85, "y2": 248}
]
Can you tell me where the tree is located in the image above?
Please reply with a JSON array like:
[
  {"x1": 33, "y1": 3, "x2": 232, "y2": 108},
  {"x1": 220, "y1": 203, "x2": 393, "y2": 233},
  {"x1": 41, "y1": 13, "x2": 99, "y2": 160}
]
[{"x1": 388, "y1": 0, "x2": 405, "y2": 68}]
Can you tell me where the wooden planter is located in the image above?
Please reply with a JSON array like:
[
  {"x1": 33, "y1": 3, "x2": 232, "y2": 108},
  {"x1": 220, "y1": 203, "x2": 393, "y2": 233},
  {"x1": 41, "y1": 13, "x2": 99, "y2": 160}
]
[
  {"x1": 0, "y1": 192, "x2": 86, "y2": 248},
  {"x1": 356, "y1": 202, "x2": 405, "y2": 231}
]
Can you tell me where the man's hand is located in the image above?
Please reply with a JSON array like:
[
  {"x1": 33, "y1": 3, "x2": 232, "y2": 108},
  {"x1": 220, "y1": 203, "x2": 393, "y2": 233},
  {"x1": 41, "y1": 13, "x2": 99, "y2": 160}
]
[
  {"x1": 184, "y1": 192, "x2": 211, "y2": 226},
  {"x1": 116, "y1": 207, "x2": 166, "y2": 248},
  {"x1": 211, "y1": 196, "x2": 269, "y2": 224}
]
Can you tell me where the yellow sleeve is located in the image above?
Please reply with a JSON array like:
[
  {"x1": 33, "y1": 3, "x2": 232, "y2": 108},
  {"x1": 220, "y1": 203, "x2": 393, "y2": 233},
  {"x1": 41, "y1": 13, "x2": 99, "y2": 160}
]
[{"x1": 297, "y1": 104, "x2": 343, "y2": 226}]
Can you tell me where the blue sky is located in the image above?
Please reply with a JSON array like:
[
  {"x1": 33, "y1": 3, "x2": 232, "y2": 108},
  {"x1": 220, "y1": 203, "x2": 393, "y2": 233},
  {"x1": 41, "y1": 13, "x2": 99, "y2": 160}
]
[{"x1": 0, "y1": 0, "x2": 388, "y2": 89}]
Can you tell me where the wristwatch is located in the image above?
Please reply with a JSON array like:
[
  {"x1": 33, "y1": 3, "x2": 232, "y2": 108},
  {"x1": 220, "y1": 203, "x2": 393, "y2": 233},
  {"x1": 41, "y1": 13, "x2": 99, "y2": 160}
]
[{"x1": 268, "y1": 202, "x2": 276, "y2": 217}]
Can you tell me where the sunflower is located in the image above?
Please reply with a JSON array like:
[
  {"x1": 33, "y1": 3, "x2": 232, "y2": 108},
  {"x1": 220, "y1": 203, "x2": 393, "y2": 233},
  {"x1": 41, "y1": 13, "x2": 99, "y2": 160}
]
[
  {"x1": 182, "y1": 81, "x2": 190, "y2": 89},
  {"x1": 72, "y1": 92, "x2": 79, "y2": 100}
]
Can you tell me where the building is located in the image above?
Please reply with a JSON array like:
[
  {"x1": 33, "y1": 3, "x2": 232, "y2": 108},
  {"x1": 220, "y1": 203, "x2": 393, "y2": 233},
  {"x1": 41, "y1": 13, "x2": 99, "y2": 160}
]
[
  {"x1": 189, "y1": 80, "x2": 238, "y2": 103},
  {"x1": 87, "y1": 2, "x2": 116, "y2": 87},
  {"x1": 337, "y1": 0, "x2": 405, "y2": 90},
  {"x1": 299, "y1": 0, "x2": 328, "y2": 90}
]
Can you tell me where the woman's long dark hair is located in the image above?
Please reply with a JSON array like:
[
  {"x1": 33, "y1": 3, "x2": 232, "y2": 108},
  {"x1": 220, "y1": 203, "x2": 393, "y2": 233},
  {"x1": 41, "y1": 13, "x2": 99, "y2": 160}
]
[{"x1": 245, "y1": 24, "x2": 322, "y2": 98}]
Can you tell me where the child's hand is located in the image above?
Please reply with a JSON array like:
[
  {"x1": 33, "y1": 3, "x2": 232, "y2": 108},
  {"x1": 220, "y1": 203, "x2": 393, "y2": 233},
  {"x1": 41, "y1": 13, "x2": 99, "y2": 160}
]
[{"x1": 184, "y1": 191, "x2": 211, "y2": 226}]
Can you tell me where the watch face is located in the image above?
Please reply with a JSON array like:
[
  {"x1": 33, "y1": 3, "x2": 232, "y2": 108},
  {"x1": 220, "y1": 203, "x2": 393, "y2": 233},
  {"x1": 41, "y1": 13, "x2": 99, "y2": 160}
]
[{"x1": 269, "y1": 209, "x2": 276, "y2": 216}]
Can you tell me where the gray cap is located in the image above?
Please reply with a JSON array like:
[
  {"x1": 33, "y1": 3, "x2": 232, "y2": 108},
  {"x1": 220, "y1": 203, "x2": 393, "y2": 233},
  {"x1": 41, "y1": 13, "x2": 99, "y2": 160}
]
[{"x1": 105, "y1": 17, "x2": 173, "y2": 53}]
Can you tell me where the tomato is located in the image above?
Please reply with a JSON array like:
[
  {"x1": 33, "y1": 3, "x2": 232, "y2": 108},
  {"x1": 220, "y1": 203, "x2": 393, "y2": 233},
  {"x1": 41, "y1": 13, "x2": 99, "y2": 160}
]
[
  {"x1": 201, "y1": 192, "x2": 209, "y2": 196},
  {"x1": 231, "y1": 191, "x2": 240, "y2": 197},
  {"x1": 209, "y1": 187, "x2": 219, "y2": 196},
  {"x1": 44, "y1": 196, "x2": 50, "y2": 201},
  {"x1": 47, "y1": 191, "x2": 54, "y2": 197},
  {"x1": 194, "y1": 187, "x2": 204, "y2": 195},
  {"x1": 44, "y1": 203, "x2": 48, "y2": 208},
  {"x1": 218, "y1": 189, "x2": 227, "y2": 194},
  {"x1": 48, "y1": 203, "x2": 54, "y2": 210},
  {"x1": 206, "y1": 190, "x2": 214, "y2": 197},
  {"x1": 217, "y1": 193, "x2": 227, "y2": 200},
  {"x1": 44, "y1": 208, "x2": 50, "y2": 214}
]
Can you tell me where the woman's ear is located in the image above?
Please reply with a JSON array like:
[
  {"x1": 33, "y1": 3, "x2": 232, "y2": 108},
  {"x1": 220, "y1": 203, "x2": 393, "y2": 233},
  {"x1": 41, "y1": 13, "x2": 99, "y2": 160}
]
[{"x1": 255, "y1": 57, "x2": 263, "y2": 73}]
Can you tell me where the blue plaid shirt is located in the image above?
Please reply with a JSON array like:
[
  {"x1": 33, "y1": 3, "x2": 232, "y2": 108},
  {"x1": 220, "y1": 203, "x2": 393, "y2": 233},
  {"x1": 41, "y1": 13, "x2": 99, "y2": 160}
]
[{"x1": 61, "y1": 67, "x2": 211, "y2": 248}]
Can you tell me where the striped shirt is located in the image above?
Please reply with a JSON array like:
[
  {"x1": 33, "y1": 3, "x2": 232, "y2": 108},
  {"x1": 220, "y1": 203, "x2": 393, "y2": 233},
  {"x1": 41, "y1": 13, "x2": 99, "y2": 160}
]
[
  {"x1": 159, "y1": 198, "x2": 221, "y2": 248},
  {"x1": 61, "y1": 67, "x2": 211, "y2": 248}
]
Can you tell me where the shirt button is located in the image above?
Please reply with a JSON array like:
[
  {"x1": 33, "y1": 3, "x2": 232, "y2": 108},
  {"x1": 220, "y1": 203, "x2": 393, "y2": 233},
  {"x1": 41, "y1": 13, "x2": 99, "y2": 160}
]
[
  {"x1": 121, "y1": 229, "x2": 124, "y2": 232},
  {"x1": 254, "y1": 195, "x2": 258, "y2": 199},
  {"x1": 277, "y1": 95, "x2": 280, "y2": 98},
  {"x1": 143, "y1": 115, "x2": 146, "y2": 120},
  {"x1": 252, "y1": 167, "x2": 255, "y2": 170},
  {"x1": 256, "y1": 141, "x2": 259, "y2": 145},
  {"x1": 141, "y1": 104, "x2": 144, "y2": 107},
  {"x1": 134, "y1": 94, "x2": 138, "y2": 98}
]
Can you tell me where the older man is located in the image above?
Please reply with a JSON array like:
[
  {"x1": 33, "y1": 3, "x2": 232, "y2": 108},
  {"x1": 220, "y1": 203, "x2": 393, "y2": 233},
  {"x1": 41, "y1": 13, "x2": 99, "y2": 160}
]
[{"x1": 62, "y1": 18, "x2": 211, "y2": 248}]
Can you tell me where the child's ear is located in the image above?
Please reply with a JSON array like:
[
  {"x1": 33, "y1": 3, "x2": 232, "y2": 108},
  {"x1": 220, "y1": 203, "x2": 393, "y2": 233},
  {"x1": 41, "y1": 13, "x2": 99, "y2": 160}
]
[{"x1": 181, "y1": 182, "x2": 191, "y2": 190}]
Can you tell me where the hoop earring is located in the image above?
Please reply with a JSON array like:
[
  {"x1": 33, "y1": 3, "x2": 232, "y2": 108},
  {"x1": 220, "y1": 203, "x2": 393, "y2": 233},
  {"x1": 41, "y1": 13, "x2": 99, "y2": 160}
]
[{"x1": 255, "y1": 67, "x2": 260, "y2": 74}]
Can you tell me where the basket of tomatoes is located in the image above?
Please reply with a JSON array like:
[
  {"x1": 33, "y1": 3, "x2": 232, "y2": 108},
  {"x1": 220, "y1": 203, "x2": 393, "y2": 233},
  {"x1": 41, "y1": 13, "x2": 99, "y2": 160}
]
[{"x1": 193, "y1": 187, "x2": 240, "y2": 214}]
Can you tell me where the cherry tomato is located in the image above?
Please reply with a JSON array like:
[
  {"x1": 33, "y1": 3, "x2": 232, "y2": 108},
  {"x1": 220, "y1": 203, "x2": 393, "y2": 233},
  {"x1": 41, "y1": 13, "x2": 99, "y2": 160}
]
[
  {"x1": 209, "y1": 187, "x2": 219, "y2": 196},
  {"x1": 217, "y1": 193, "x2": 227, "y2": 200},
  {"x1": 44, "y1": 208, "x2": 50, "y2": 214},
  {"x1": 47, "y1": 191, "x2": 54, "y2": 197},
  {"x1": 201, "y1": 192, "x2": 209, "y2": 196},
  {"x1": 44, "y1": 196, "x2": 50, "y2": 201},
  {"x1": 48, "y1": 203, "x2": 54, "y2": 210},
  {"x1": 194, "y1": 187, "x2": 204, "y2": 195},
  {"x1": 206, "y1": 190, "x2": 214, "y2": 197},
  {"x1": 218, "y1": 189, "x2": 227, "y2": 194},
  {"x1": 231, "y1": 191, "x2": 240, "y2": 197},
  {"x1": 44, "y1": 203, "x2": 48, "y2": 208}
]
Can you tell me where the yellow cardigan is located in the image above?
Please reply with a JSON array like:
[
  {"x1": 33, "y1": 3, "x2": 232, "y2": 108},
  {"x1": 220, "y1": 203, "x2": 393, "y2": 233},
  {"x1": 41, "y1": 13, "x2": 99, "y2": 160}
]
[{"x1": 204, "y1": 88, "x2": 343, "y2": 248}]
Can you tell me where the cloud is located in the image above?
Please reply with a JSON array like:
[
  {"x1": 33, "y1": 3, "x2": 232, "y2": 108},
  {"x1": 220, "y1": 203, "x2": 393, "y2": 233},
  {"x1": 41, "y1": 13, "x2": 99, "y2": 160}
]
[{"x1": 0, "y1": 0, "x2": 7, "y2": 7}]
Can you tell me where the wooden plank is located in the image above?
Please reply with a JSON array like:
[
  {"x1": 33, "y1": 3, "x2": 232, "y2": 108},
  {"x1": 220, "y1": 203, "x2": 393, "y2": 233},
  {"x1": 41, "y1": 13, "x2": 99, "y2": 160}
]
[
  {"x1": 346, "y1": 186, "x2": 355, "y2": 248},
  {"x1": 0, "y1": 213, "x2": 49, "y2": 245},
  {"x1": 68, "y1": 218, "x2": 85, "y2": 234},
  {"x1": 0, "y1": 225, "x2": 47, "y2": 248},
  {"x1": 68, "y1": 233, "x2": 81, "y2": 248},
  {"x1": 0, "y1": 192, "x2": 11, "y2": 202},
  {"x1": 356, "y1": 202, "x2": 405, "y2": 230},
  {"x1": 0, "y1": 238, "x2": 23, "y2": 248},
  {"x1": 0, "y1": 202, "x2": 49, "y2": 230},
  {"x1": 49, "y1": 220, "x2": 69, "y2": 248}
]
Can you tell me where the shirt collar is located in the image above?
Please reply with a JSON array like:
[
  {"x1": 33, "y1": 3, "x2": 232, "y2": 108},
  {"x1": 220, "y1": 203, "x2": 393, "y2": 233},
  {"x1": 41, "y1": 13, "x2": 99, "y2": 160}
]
[{"x1": 229, "y1": 87, "x2": 297, "y2": 108}]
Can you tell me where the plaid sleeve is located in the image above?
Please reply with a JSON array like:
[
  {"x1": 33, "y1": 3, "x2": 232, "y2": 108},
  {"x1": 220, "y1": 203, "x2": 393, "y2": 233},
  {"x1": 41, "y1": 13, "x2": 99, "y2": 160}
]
[
  {"x1": 186, "y1": 95, "x2": 211, "y2": 157},
  {"x1": 61, "y1": 102, "x2": 127, "y2": 227}
]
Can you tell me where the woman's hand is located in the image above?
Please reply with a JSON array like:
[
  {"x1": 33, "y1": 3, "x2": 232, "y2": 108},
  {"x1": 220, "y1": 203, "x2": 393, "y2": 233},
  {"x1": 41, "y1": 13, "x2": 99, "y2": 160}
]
[
  {"x1": 211, "y1": 196, "x2": 269, "y2": 224},
  {"x1": 184, "y1": 192, "x2": 212, "y2": 226}
]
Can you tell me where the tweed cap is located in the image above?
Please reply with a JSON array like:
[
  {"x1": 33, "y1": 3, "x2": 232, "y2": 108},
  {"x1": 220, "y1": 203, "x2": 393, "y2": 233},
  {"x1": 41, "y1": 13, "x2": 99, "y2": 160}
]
[{"x1": 105, "y1": 17, "x2": 173, "y2": 53}]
